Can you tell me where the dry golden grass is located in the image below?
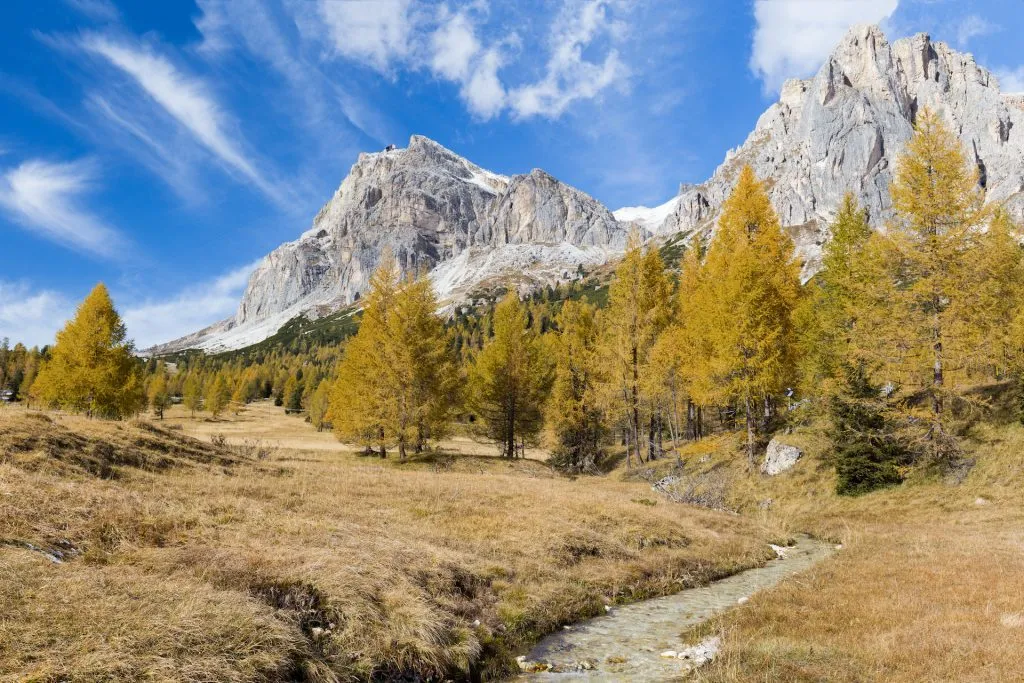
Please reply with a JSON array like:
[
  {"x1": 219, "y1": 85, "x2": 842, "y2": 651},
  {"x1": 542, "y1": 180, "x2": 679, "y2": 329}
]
[
  {"x1": 0, "y1": 405, "x2": 772, "y2": 681},
  {"x1": 661, "y1": 422, "x2": 1024, "y2": 682},
  {"x1": 166, "y1": 401, "x2": 550, "y2": 460}
]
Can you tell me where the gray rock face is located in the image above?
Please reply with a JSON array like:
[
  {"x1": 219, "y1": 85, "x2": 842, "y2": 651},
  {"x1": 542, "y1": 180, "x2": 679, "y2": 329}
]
[
  {"x1": 154, "y1": 135, "x2": 628, "y2": 353},
  {"x1": 660, "y1": 25, "x2": 1024, "y2": 276},
  {"x1": 761, "y1": 439, "x2": 804, "y2": 476}
]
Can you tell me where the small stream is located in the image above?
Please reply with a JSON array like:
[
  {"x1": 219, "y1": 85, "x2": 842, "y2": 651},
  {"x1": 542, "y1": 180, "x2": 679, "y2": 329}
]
[{"x1": 517, "y1": 536, "x2": 835, "y2": 681}]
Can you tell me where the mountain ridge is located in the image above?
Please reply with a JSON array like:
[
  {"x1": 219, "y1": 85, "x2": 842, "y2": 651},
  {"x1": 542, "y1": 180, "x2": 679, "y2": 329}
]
[{"x1": 148, "y1": 24, "x2": 1024, "y2": 355}]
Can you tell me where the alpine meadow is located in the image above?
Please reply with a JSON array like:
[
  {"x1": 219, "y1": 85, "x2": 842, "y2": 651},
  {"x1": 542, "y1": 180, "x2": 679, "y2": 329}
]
[{"x1": 3, "y1": 7, "x2": 1024, "y2": 683}]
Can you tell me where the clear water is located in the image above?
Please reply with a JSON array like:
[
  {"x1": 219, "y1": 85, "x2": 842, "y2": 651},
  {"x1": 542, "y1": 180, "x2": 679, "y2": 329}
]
[{"x1": 518, "y1": 536, "x2": 834, "y2": 681}]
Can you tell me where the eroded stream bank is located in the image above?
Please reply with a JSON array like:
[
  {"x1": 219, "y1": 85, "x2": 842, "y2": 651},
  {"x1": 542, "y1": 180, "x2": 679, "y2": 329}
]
[{"x1": 517, "y1": 536, "x2": 835, "y2": 681}]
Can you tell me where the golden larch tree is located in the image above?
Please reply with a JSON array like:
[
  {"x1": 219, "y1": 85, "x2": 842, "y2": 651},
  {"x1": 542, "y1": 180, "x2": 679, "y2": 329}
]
[
  {"x1": 702, "y1": 165, "x2": 801, "y2": 463},
  {"x1": 32, "y1": 283, "x2": 145, "y2": 419}
]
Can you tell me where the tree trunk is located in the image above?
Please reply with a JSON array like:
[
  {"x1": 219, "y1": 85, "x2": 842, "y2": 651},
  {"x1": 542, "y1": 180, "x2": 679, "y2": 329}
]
[
  {"x1": 686, "y1": 400, "x2": 694, "y2": 441},
  {"x1": 631, "y1": 343, "x2": 641, "y2": 465},
  {"x1": 505, "y1": 399, "x2": 516, "y2": 460},
  {"x1": 932, "y1": 302, "x2": 945, "y2": 456},
  {"x1": 744, "y1": 396, "x2": 756, "y2": 466}
]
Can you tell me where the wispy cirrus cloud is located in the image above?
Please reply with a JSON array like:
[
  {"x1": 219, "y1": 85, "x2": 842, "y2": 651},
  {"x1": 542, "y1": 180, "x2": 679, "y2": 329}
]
[
  {"x1": 0, "y1": 158, "x2": 127, "y2": 259},
  {"x1": 955, "y1": 14, "x2": 997, "y2": 47},
  {"x1": 78, "y1": 33, "x2": 287, "y2": 204},
  {"x1": 63, "y1": 0, "x2": 120, "y2": 22}
]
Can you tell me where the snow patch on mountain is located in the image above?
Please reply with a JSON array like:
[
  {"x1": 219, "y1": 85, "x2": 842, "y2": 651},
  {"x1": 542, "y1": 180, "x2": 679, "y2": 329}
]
[
  {"x1": 431, "y1": 242, "x2": 617, "y2": 302},
  {"x1": 613, "y1": 196, "x2": 681, "y2": 232}
]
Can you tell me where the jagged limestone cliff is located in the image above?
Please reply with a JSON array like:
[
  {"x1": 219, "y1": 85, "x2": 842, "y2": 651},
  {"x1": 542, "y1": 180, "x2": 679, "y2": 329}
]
[{"x1": 657, "y1": 25, "x2": 1024, "y2": 274}]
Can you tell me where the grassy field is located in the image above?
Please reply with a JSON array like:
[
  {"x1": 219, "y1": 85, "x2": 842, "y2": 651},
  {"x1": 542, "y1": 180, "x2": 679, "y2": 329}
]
[
  {"x1": 0, "y1": 402, "x2": 773, "y2": 681},
  {"x1": 658, "y1": 425, "x2": 1024, "y2": 682},
  {"x1": 4, "y1": 398, "x2": 1022, "y2": 681}
]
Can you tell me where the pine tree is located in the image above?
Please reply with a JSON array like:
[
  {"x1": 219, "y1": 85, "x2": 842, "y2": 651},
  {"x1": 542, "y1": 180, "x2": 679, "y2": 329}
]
[
  {"x1": 469, "y1": 293, "x2": 554, "y2": 458},
  {"x1": 183, "y1": 373, "x2": 203, "y2": 417},
  {"x1": 702, "y1": 166, "x2": 801, "y2": 463},
  {"x1": 205, "y1": 372, "x2": 230, "y2": 419},
  {"x1": 830, "y1": 362, "x2": 910, "y2": 496},
  {"x1": 885, "y1": 108, "x2": 989, "y2": 460},
  {"x1": 548, "y1": 300, "x2": 605, "y2": 472},
  {"x1": 32, "y1": 283, "x2": 145, "y2": 419},
  {"x1": 148, "y1": 370, "x2": 171, "y2": 419},
  {"x1": 600, "y1": 232, "x2": 673, "y2": 467}
]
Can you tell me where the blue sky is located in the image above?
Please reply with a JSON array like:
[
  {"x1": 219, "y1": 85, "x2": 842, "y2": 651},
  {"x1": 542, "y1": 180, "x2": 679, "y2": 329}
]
[{"x1": 1, "y1": 0, "x2": 1022, "y2": 348}]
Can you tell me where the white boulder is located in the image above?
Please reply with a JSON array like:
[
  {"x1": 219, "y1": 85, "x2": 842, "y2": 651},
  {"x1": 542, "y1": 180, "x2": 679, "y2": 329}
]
[{"x1": 761, "y1": 439, "x2": 803, "y2": 476}]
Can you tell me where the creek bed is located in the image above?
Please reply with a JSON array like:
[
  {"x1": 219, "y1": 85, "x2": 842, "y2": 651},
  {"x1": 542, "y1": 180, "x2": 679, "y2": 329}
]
[{"x1": 518, "y1": 535, "x2": 835, "y2": 681}]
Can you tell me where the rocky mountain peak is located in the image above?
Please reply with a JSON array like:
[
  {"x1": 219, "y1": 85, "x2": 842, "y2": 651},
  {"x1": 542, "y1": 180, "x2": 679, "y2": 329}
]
[{"x1": 659, "y1": 24, "x2": 1024, "y2": 276}]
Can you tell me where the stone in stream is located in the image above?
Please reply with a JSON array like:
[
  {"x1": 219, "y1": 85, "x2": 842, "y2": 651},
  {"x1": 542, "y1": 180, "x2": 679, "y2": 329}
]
[
  {"x1": 678, "y1": 636, "x2": 720, "y2": 666},
  {"x1": 761, "y1": 439, "x2": 803, "y2": 476}
]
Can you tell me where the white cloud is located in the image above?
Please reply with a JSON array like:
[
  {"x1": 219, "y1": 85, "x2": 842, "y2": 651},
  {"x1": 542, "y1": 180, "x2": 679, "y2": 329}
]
[
  {"x1": 85, "y1": 94, "x2": 203, "y2": 204},
  {"x1": 63, "y1": 0, "x2": 120, "y2": 22},
  {"x1": 955, "y1": 14, "x2": 996, "y2": 47},
  {"x1": 193, "y1": 0, "x2": 398, "y2": 146},
  {"x1": 508, "y1": 0, "x2": 629, "y2": 119},
  {"x1": 0, "y1": 159, "x2": 126, "y2": 259},
  {"x1": 430, "y1": 12, "x2": 481, "y2": 81},
  {"x1": 79, "y1": 34, "x2": 284, "y2": 203},
  {"x1": 122, "y1": 260, "x2": 261, "y2": 349},
  {"x1": 997, "y1": 66, "x2": 1024, "y2": 94},
  {"x1": 463, "y1": 48, "x2": 507, "y2": 119},
  {"x1": 750, "y1": 0, "x2": 899, "y2": 93},
  {"x1": 318, "y1": 0, "x2": 413, "y2": 72},
  {"x1": 0, "y1": 281, "x2": 74, "y2": 348}
]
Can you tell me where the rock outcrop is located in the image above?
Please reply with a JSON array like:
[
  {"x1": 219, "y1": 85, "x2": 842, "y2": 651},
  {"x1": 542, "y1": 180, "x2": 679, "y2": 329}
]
[
  {"x1": 761, "y1": 439, "x2": 804, "y2": 476},
  {"x1": 658, "y1": 25, "x2": 1024, "y2": 276}
]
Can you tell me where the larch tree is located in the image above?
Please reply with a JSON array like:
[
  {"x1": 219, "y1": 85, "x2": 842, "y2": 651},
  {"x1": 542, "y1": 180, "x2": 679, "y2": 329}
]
[
  {"x1": 329, "y1": 256, "x2": 399, "y2": 456},
  {"x1": 885, "y1": 108, "x2": 989, "y2": 459},
  {"x1": 308, "y1": 379, "x2": 332, "y2": 432},
  {"x1": 469, "y1": 292, "x2": 554, "y2": 459},
  {"x1": 600, "y1": 233, "x2": 673, "y2": 467},
  {"x1": 547, "y1": 300, "x2": 605, "y2": 473},
  {"x1": 205, "y1": 372, "x2": 231, "y2": 419},
  {"x1": 796, "y1": 193, "x2": 878, "y2": 396},
  {"x1": 148, "y1": 368, "x2": 171, "y2": 419},
  {"x1": 671, "y1": 245, "x2": 716, "y2": 440},
  {"x1": 702, "y1": 165, "x2": 801, "y2": 463},
  {"x1": 32, "y1": 283, "x2": 145, "y2": 419},
  {"x1": 387, "y1": 274, "x2": 459, "y2": 457},
  {"x1": 183, "y1": 373, "x2": 203, "y2": 417},
  {"x1": 329, "y1": 256, "x2": 457, "y2": 458}
]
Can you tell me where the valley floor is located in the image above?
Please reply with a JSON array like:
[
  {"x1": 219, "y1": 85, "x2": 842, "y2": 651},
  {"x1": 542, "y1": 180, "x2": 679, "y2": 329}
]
[
  {"x1": 0, "y1": 402, "x2": 769, "y2": 681},
  {"x1": 2, "y1": 401, "x2": 1022, "y2": 681}
]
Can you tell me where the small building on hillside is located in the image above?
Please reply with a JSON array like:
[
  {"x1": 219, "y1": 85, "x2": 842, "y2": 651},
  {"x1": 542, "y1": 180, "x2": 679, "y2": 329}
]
[{"x1": 0, "y1": 389, "x2": 14, "y2": 402}]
